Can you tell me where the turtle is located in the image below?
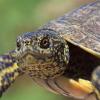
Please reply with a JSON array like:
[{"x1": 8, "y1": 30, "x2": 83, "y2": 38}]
[{"x1": 0, "y1": 0, "x2": 100, "y2": 100}]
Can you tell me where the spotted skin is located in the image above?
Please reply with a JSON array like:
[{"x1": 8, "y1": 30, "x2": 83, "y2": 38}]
[{"x1": 16, "y1": 30, "x2": 69, "y2": 79}]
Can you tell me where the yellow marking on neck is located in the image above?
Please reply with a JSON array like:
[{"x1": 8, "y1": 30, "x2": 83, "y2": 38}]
[
  {"x1": 0, "y1": 58, "x2": 3, "y2": 62},
  {"x1": 0, "y1": 63, "x2": 19, "y2": 81},
  {"x1": 0, "y1": 58, "x2": 12, "y2": 63}
]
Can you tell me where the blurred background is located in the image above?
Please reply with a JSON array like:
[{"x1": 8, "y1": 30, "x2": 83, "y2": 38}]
[{"x1": 0, "y1": 0, "x2": 95, "y2": 100}]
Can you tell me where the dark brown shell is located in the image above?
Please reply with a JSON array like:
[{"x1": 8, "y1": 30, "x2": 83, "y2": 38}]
[
  {"x1": 41, "y1": 1, "x2": 100, "y2": 58},
  {"x1": 34, "y1": 1, "x2": 100, "y2": 100}
]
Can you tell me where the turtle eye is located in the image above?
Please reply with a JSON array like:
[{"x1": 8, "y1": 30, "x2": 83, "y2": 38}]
[{"x1": 40, "y1": 37, "x2": 50, "y2": 49}]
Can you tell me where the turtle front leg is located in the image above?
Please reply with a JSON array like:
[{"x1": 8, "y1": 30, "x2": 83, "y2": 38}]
[
  {"x1": 92, "y1": 66, "x2": 100, "y2": 100},
  {"x1": 0, "y1": 51, "x2": 23, "y2": 96}
]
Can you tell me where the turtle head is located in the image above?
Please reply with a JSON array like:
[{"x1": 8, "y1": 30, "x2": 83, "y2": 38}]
[{"x1": 16, "y1": 29, "x2": 69, "y2": 79}]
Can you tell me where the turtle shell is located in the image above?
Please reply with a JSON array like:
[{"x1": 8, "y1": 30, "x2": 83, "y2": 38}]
[
  {"x1": 37, "y1": 1, "x2": 100, "y2": 99},
  {"x1": 42, "y1": 1, "x2": 100, "y2": 58}
]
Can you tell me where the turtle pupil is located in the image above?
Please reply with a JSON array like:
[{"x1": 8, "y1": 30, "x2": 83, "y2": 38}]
[{"x1": 40, "y1": 37, "x2": 50, "y2": 49}]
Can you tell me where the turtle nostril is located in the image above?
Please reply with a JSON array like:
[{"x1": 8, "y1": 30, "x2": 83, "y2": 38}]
[
  {"x1": 25, "y1": 41, "x2": 30, "y2": 45},
  {"x1": 24, "y1": 39, "x2": 32, "y2": 46}
]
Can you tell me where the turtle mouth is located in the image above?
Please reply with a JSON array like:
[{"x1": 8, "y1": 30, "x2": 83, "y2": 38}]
[
  {"x1": 20, "y1": 51, "x2": 43, "y2": 65},
  {"x1": 17, "y1": 50, "x2": 65, "y2": 79},
  {"x1": 19, "y1": 49, "x2": 48, "y2": 61}
]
